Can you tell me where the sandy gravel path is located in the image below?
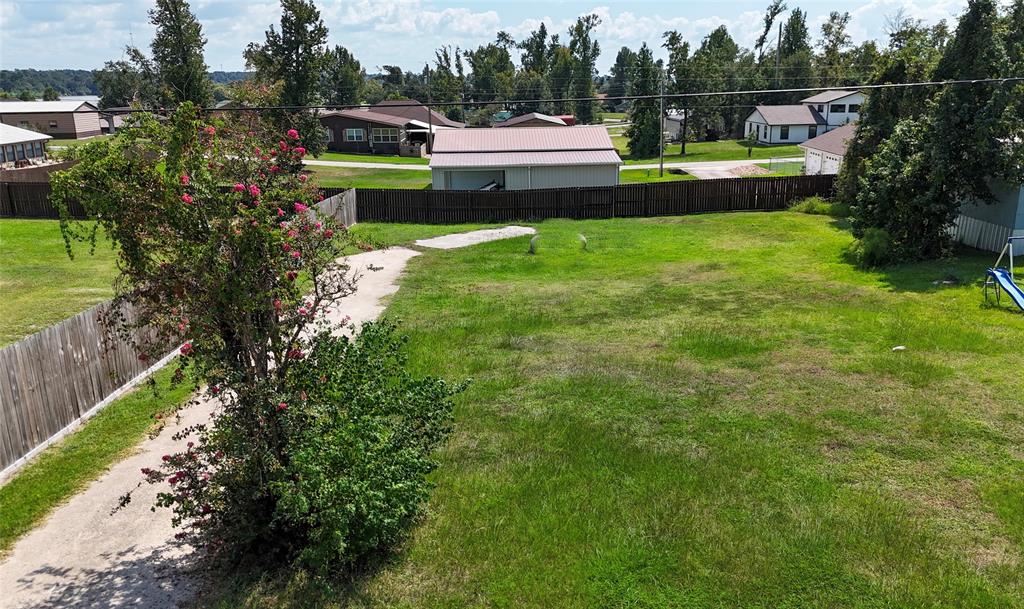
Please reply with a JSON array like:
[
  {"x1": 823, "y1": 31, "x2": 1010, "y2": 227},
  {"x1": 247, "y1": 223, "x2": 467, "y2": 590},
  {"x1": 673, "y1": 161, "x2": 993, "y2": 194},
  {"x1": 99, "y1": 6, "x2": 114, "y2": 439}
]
[{"x1": 0, "y1": 227, "x2": 529, "y2": 609}]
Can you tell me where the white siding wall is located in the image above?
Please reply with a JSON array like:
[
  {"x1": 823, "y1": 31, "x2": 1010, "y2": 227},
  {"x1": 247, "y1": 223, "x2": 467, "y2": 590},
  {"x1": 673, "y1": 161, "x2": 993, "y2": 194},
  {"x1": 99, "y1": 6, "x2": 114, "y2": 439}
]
[
  {"x1": 528, "y1": 165, "x2": 618, "y2": 189},
  {"x1": 432, "y1": 164, "x2": 619, "y2": 190},
  {"x1": 954, "y1": 181, "x2": 1024, "y2": 252},
  {"x1": 504, "y1": 167, "x2": 531, "y2": 190},
  {"x1": 804, "y1": 150, "x2": 823, "y2": 175}
]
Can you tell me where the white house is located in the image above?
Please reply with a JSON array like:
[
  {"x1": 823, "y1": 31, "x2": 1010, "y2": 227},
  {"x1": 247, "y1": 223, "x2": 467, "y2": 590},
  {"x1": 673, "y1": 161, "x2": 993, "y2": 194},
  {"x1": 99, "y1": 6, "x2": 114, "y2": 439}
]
[
  {"x1": 744, "y1": 90, "x2": 864, "y2": 145},
  {"x1": 800, "y1": 90, "x2": 865, "y2": 128},
  {"x1": 0, "y1": 123, "x2": 51, "y2": 167},
  {"x1": 429, "y1": 126, "x2": 622, "y2": 191},
  {"x1": 799, "y1": 124, "x2": 856, "y2": 175}
]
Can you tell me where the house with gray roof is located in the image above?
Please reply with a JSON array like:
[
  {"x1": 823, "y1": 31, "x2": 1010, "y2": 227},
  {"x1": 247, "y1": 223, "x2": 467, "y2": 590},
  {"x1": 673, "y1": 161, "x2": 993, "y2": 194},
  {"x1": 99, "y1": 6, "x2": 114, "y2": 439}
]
[
  {"x1": 799, "y1": 123, "x2": 856, "y2": 175},
  {"x1": 744, "y1": 90, "x2": 864, "y2": 145}
]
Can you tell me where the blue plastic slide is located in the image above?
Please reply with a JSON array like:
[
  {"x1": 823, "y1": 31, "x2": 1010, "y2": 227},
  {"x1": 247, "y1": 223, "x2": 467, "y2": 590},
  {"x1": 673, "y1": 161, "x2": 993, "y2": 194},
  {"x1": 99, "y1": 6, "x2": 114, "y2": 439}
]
[{"x1": 988, "y1": 267, "x2": 1024, "y2": 311}]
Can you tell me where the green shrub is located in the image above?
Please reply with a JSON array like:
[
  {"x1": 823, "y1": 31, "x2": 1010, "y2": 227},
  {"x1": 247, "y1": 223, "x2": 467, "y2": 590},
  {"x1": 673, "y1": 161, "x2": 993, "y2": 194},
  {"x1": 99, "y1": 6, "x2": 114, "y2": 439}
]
[
  {"x1": 850, "y1": 227, "x2": 894, "y2": 267},
  {"x1": 790, "y1": 196, "x2": 849, "y2": 218}
]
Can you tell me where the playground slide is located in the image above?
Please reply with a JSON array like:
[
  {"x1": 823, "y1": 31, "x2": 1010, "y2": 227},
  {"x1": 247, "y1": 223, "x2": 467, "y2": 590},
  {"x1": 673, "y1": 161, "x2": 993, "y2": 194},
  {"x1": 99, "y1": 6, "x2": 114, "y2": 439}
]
[{"x1": 988, "y1": 267, "x2": 1024, "y2": 311}]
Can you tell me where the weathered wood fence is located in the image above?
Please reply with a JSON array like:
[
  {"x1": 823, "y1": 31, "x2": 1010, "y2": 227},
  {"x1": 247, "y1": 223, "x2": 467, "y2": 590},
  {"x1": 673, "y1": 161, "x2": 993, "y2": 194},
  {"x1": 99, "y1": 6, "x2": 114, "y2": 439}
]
[
  {"x1": 0, "y1": 301, "x2": 167, "y2": 474},
  {"x1": 0, "y1": 181, "x2": 87, "y2": 219},
  {"x1": 355, "y1": 174, "x2": 836, "y2": 223}
]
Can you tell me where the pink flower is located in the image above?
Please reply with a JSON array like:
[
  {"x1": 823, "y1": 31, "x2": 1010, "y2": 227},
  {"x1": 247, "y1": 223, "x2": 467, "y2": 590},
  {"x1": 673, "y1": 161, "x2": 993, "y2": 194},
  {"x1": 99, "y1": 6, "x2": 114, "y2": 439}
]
[
  {"x1": 203, "y1": 125, "x2": 216, "y2": 136},
  {"x1": 282, "y1": 242, "x2": 291, "y2": 252},
  {"x1": 277, "y1": 401, "x2": 288, "y2": 411},
  {"x1": 299, "y1": 174, "x2": 308, "y2": 182},
  {"x1": 286, "y1": 129, "x2": 299, "y2": 139},
  {"x1": 297, "y1": 307, "x2": 308, "y2": 316},
  {"x1": 233, "y1": 183, "x2": 245, "y2": 192},
  {"x1": 277, "y1": 208, "x2": 285, "y2": 217},
  {"x1": 162, "y1": 454, "x2": 171, "y2": 462},
  {"x1": 286, "y1": 271, "x2": 297, "y2": 281},
  {"x1": 180, "y1": 174, "x2": 190, "y2": 186},
  {"x1": 255, "y1": 147, "x2": 262, "y2": 155},
  {"x1": 294, "y1": 147, "x2": 306, "y2": 157},
  {"x1": 290, "y1": 250, "x2": 301, "y2": 259},
  {"x1": 279, "y1": 140, "x2": 288, "y2": 151},
  {"x1": 248, "y1": 184, "x2": 261, "y2": 197},
  {"x1": 315, "y1": 221, "x2": 322, "y2": 229},
  {"x1": 270, "y1": 165, "x2": 280, "y2": 173},
  {"x1": 211, "y1": 385, "x2": 220, "y2": 395},
  {"x1": 273, "y1": 299, "x2": 282, "y2": 312},
  {"x1": 180, "y1": 342, "x2": 193, "y2": 356},
  {"x1": 324, "y1": 229, "x2": 334, "y2": 238},
  {"x1": 287, "y1": 229, "x2": 298, "y2": 238},
  {"x1": 287, "y1": 348, "x2": 304, "y2": 359},
  {"x1": 181, "y1": 193, "x2": 193, "y2": 205},
  {"x1": 294, "y1": 202, "x2": 309, "y2": 213}
]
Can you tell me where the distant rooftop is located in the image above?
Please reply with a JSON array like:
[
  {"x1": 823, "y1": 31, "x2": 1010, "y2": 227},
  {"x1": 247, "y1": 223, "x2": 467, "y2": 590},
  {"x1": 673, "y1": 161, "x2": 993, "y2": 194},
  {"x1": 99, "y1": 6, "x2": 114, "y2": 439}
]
[
  {"x1": 799, "y1": 123, "x2": 857, "y2": 156},
  {"x1": 430, "y1": 126, "x2": 622, "y2": 168},
  {"x1": 0, "y1": 100, "x2": 98, "y2": 114},
  {"x1": 493, "y1": 112, "x2": 567, "y2": 128},
  {"x1": 752, "y1": 105, "x2": 826, "y2": 126}
]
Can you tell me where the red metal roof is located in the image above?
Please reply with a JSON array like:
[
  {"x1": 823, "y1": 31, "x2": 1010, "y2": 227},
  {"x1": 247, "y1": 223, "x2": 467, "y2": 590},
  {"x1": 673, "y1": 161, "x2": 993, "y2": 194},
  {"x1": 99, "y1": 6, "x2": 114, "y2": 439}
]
[{"x1": 431, "y1": 150, "x2": 623, "y2": 168}]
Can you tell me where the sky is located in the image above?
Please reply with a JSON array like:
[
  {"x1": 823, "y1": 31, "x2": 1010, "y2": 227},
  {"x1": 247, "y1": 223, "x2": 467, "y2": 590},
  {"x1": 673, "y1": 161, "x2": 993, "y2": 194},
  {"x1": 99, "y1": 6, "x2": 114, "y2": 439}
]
[{"x1": 0, "y1": 0, "x2": 974, "y2": 73}]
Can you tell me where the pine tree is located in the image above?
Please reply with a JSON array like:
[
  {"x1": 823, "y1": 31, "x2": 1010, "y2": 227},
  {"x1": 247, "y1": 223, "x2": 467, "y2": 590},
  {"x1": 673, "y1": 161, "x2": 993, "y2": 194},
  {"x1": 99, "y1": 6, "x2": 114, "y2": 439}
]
[
  {"x1": 149, "y1": 0, "x2": 212, "y2": 107},
  {"x1": 244, "y1": 0, "x2": 328, "y2": 107},
  {"x1": 568, "y1": 14, "x2": 602, "y2": 124},
  {"x1": 607, "y1": 47, "x2": 637, "y2": 102},
  {"x1": 518, "y1": 24, "x2": 550, "y2": 74},
  {"x1": 777, "y1": 9, "x2": 815, "y2": 101},
  {"x1": 817, "y1": 11, "x2": 852, "y2": 85},
  {"x1": 625, "y1": 44, "x2": 661, "y2": 159}
]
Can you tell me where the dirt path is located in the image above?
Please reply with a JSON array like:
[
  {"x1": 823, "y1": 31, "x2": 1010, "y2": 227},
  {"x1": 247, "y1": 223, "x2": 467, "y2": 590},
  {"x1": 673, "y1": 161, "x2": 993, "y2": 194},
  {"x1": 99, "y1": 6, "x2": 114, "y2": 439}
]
[{"x1": 0, "y1": 228, "x2": 526, "y2": 609}]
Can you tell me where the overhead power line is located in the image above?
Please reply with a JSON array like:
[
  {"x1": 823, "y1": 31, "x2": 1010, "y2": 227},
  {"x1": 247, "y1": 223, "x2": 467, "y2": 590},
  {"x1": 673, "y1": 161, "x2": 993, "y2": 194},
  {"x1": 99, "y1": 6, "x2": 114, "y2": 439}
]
[{"x1": 81, "y1": 77, "x2": 1023, "y2": 113}]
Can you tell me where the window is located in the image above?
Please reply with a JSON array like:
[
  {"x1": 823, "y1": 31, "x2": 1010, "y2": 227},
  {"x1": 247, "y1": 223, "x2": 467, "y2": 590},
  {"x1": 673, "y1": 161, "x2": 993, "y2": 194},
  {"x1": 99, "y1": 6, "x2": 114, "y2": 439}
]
[
  {"x1": 816, "y1": 104, "x2": 824, "y2": 112},
  {"x1": 847, "y1": 104, "x2": 861, "y2": 113},
  {"x1": 33, "y1": 141, "x2": 44, "y2": 157},
  {"x1": 344, "y1": 128, "x2": 364, "y2": 142},
  {"x1": 372, "y1": 128, "x2": 399, "y2": 143},
  {"x1": 3, "y1": 145, "x2": 13, "y2": 162},
  {"x1": 15, "y1": 144, "x2": 26, "y2": 160},
  {"x1": 830, "y1": 104, "x2": 846, "y2": 113},
  {"x1": 780, "y1": 125, "x2": 790, "y2": 140},
  {"x1": 761, "y1": 124, "x2": 766, "y2": 139},
  {"x1": 48, "y1": 120, "x2": 58, "y2": 128},
  {"x1": 325, "y1": 128, "x2": 334, "y2": 143},
  {"x1": 808, "y1": 125, "x2": 817, "y2": 139}
]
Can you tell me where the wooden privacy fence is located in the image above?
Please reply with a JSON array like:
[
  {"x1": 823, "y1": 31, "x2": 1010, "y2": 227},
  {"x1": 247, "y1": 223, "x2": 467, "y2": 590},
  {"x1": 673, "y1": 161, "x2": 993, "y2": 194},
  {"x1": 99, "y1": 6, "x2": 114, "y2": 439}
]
[
  {"x1": 355, "y1": 174, "x2": 836, "y2": 223},
  {"x1": 0, "y1": 301, "x2": 169, "y2": 474},
  {"x1": 0, "y1": 181, "x2": 87, "y2": 219}
]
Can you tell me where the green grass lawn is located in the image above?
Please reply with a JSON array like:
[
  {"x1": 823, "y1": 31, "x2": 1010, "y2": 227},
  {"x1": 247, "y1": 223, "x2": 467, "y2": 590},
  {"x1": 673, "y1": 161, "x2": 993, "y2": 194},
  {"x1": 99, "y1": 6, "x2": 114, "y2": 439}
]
[
  {"x1": 204, "y1": 212, "x2": 1024, "y2": 607},
  {"x1": 314, "y1": 151, "x2": 429, "y2": 165},
  {"x1": 0, "y1": 366, "x2": 193, "y2": 555},
  {"x1": 310, "y1": 166, "x2": 431, "y2": 189},
  {"x1": 620, "y1": 168, "x2": 698, "y2": 183},
  {"x1": 614, "y1": 136, "x2": 803, "y2": 165},
  {"x1": 757, "y1": 161, "x2": 805, "y2": 176},
  {"x1": 0, "y1": 219, "x2": 118, "y2": 346},
  {"x1": 46, "y1": 134, "x2": 113, "y2": 148}
]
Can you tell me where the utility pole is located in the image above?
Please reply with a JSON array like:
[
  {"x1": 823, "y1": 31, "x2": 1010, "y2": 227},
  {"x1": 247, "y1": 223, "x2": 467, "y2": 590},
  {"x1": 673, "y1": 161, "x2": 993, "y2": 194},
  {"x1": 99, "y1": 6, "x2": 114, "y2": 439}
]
[
  {"x1": 775, "y1": 22, "x2": 782, "y2": 87},
  {"x1": 426, "y1": 72, "x2": 433, "y2": 156},
  {"x1": 659, "y1": 68, "x2": 666, "y2": 177}
]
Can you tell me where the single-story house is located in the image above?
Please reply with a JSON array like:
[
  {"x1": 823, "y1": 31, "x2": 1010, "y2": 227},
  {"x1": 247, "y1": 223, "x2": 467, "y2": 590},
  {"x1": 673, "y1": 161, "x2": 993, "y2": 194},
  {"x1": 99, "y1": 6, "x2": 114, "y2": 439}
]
[
  {"x1": 370, "y1": 99, "x2": 465, "y2": 128},
  {"x1": 663, "y1": 109, "x2": 689, "y2": 141},
  {"x1": 0, "y1": 123, "x2": 51, "y2": 167},
  {"x1": 800, "y1": 90, "x2": 864, "y2": 128},
  {"x1": 955, "y1": 180, "x2": 1024, "y2": 252},
  {"x1": 494, "y1": 112, "x2": 567, "y2": 128},
  {"x1": 0, "y1": 100, "x2": 103, "y2": 139},
  {"x1": 430, "y1": 126, "x2": 622, "y2": 191},
  {"x1": 744, "y1": 105, "x2": 826, "y2": 144},
  {"x1": 319, "y1": 109, "x2": 414, "y2": 155},
  {"x1": 799, "y1": 124, "x2": 856, "y2": 175}
]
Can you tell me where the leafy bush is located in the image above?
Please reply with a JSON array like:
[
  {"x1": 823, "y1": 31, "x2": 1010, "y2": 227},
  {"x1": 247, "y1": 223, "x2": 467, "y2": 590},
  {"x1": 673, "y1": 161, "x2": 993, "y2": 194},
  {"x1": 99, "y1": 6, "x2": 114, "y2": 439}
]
[
  {"x1": 148, "y1": 321, "x2": 458, "y2": 571},
  {"x1": 53, "y1": 97, "x2": 457, "y2": 572},
  {"x1": 850, "y1": 228, "x2": 894, "y2": 267}
]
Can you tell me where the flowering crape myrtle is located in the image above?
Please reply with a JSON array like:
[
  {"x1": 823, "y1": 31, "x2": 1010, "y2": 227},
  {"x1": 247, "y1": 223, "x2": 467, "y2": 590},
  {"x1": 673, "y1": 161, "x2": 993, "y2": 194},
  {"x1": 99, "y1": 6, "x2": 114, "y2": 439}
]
[{"x1": 53, "y1": 99, "x2": 459, "y2": 571}]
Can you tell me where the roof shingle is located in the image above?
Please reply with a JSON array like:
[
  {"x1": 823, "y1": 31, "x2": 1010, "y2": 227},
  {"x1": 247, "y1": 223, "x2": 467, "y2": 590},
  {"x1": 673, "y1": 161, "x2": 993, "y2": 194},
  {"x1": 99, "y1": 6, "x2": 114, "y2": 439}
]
[
  {"x1": 751, "y1": 105, "x2": 825, "y2": 126},
  {"x1": 799, "y1": 123, "x2": 856, "y2": 156}
]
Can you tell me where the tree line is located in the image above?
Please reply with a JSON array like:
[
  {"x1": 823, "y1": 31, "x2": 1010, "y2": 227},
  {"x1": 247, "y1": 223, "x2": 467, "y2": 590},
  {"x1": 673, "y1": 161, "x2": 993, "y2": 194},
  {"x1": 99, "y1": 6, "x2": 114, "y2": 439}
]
[{"x1": 0, "y1": 69, "x2": 249, "y2": 101}]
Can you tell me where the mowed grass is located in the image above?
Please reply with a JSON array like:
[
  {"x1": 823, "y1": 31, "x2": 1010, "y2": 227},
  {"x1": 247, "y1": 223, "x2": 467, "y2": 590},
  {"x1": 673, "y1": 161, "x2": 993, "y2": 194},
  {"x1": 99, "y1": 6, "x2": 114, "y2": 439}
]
[
  {"x1": 757, "y1": 161, "x2": 805, "y2": 176},
  {"x1": 314, "y1": 152, "x2": 429, "y2": 165},
  {"x1": 0, "y1": 219, "x2": 118, "y2": 345},
  {"x1": 620, "y1": 168, "x2": 698, "y2": 183},
  {"x1": 613, "y1": 136, "x2": 803, "y2": 165},
  {"x1": 205, "y1": 213, "x2": 1024, "y2": 607},
  {"x1": 0, "y1": 366, "x2": 193, "y2": 555},
  {"x1": 309, "y1": 166, "x2": 431, "y2": 189}
]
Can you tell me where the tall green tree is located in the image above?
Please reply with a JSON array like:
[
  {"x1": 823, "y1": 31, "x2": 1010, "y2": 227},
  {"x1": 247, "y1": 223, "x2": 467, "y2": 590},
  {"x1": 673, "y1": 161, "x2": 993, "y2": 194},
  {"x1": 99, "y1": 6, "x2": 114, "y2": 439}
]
[
  {"x1": 547, "y1": 43, "x2": 574, "y2": 114},
  {"x1": 320, "y1": 45, "x2": 363, "y2": 105},
  {"x1": 568, "y1": 14, "x2": 602, "y2": 124},
  {"x1": 244, "y1": 0, "x2": 328, "y2": 107},
  {"x1": 663, "y1": 30, "x2": 694, "y2": 149},
  {"x1": 689, "y1": 26, "x2": 739, "y2": 139},
  {"x1": 754, "y1": 0, "x2": 788, "y2": 61},
  {"x1": 148, "y1": 0, "x2": 212, "y2": 107},
  {"x1": 94, "y1": 47, "x2": 161, "y2": 109},
  {"x1": 777, "y1": 9, "x2": 815, "y2": 99},
  {"x1": 518, "y1": 24, "x2": 550, "y2": 74},
  {"x1": 607, "y1": 46, "x2": 637, "y2": 101},
  {"x1": 817, "y1": 11, "x2": 852, "y2": 85},
  {"x1": 41, "y1": 86, "x2": 59, "y2": 101},
  {"x1": 625, "y1": 44, "x2": 662, "y2": 159},
  {"x1": 465, "y1": 42, "x2": 514, "y2": 102}
]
